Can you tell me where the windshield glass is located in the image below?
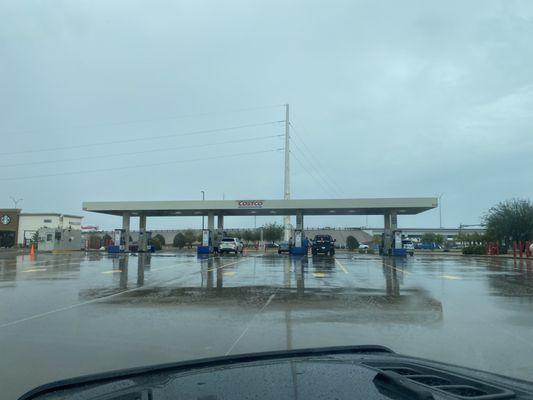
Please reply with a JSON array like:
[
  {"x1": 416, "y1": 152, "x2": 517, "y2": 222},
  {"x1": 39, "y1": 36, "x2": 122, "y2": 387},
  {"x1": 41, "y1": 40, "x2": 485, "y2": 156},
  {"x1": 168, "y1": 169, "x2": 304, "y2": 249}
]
[{"x1": 2, "y1": 1, "x2": 533, "y2": 399}]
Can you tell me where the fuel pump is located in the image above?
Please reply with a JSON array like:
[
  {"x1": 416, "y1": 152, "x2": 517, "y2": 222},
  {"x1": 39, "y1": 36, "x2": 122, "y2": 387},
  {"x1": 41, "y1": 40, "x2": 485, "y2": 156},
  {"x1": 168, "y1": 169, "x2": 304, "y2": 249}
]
[
  {"x1": 138, "y1": 229, "x2": 152, "y2": 252},
  {"x1": 291, "y1": 229, "x2": 305, "y2": 255},
  {"x1": 380, "y1": 230, "x2": 406, "y2": 256},
  {"x1": 197, "y1": 229, "x2": 212, "y2": 254},
  {"x1": 392, "y1": 230, "x2": 407, "y2": 257},
  {"x1": 109, "y1": 229, "x2": 126, "y2": 253}
]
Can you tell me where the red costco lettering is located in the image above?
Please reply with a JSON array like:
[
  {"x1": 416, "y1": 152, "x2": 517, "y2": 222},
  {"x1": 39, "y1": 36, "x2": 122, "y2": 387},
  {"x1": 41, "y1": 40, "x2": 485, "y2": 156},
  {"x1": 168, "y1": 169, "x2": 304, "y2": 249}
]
[{"x1": 237, "y1": 200, "x2": 264, "y2": 207}]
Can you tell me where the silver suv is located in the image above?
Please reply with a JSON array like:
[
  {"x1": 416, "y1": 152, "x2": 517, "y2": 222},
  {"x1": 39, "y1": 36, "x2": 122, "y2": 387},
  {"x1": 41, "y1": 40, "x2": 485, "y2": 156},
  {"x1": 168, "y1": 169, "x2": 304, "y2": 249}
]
[{"x1": 219, "y1": 237, "x2": 244, "y2": 254}]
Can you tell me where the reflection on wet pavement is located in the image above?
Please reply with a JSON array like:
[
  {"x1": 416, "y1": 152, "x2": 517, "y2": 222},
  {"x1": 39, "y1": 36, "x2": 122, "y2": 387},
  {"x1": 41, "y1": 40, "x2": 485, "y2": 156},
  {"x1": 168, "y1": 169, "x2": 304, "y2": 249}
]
[{"x1": 1, "y1": 251, "x2": 533, "y2": 399}]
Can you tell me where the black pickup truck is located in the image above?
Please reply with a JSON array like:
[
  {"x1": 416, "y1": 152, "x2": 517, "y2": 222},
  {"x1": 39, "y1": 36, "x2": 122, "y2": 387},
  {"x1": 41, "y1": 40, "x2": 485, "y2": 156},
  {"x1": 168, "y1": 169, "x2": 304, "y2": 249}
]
[{"x1": 311, "y1": 234, "x2": 335, "y2": 256}]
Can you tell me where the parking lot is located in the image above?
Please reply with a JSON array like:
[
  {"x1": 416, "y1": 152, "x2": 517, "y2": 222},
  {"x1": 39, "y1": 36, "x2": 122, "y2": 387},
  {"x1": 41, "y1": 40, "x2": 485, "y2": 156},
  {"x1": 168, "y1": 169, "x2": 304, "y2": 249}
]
[{"x1": 1, "y1": 250, "x2": 533, "y2": 399}]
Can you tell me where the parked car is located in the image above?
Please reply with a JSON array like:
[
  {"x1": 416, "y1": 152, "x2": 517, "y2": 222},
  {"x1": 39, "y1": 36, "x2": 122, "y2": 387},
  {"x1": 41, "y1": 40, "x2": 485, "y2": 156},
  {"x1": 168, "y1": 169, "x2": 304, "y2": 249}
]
[
  {"x1": 358, "y1": 244, "x2": 369, "y2": 250},
  {"x1": 312, "y1": 234, "x2": 335, "y2": 256},
  {"x1": 401, "y1": 239, "x2": 415, "y2": 256},
  {"x1": 219, "y1": 237, "x2": 244, "y2": 254},
  {"x1": 278, "y1": 241, "x2": 291, "y2": 254}
]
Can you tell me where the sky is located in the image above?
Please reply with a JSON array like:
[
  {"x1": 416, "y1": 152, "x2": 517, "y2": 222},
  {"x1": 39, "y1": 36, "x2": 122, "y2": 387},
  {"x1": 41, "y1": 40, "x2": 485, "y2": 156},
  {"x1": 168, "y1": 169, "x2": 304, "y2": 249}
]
[{"x1": 1, "y1": 0, "x2": 533, "y2": 231}]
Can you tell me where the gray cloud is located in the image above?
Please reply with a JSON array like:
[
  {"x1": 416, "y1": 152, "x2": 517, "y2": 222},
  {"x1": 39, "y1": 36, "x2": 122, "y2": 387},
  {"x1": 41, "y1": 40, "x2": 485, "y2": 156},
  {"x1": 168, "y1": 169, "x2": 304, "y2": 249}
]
[{"x1": 1, "y1": 0, "x2": 532, "y2": 230}]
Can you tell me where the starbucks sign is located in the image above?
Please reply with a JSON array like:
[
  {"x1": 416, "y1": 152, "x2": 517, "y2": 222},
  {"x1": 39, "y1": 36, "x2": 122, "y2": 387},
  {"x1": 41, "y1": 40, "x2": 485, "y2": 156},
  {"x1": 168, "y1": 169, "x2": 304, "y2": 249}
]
[{"x1": 0, "y1": 215, "x2": 11, "y2": 225}]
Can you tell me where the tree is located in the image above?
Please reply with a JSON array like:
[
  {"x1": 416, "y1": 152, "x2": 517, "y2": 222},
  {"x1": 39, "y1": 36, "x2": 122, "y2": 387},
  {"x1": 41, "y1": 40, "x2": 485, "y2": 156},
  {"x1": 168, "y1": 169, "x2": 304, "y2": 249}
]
[
  {"x1": 31, "y1": 230, "x2": 40, "y2": 247},
  {"x1": 421, "y1": 233, "x2": 437, "y2": 245},
  {"x1": 241, "y1": 229, "x2": 254, "y2": 243},
  {"x1": 173, "y1": 233, "x2": 186, "y2": 248},
  {"x1": 153, "y1": 234, "x2": 166, "y2": 246},
  {"x1": 484, "y1": 199, "x2": 533, "y2": 245},
  {"x1": 262, "y1": 223, "x2": 283, "y2": 242},
  {"x1": 149, "y1": 237, "x2": 162, "y2": 251},
  {"x1": 346, "y1": 235, "x2": 359, "y2": 251},
  {"x1": 183, "y1": 229, "x2": 196, "y2": 248},
  {"x1": 250, "y1": 229, "x2": 261, "y2": 242}
]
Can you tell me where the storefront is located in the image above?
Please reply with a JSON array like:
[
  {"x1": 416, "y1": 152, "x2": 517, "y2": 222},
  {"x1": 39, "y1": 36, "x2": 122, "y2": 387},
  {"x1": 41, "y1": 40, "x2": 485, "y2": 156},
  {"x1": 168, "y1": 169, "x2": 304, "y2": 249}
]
[{"x1": 0, "y1": 209, "x2": 20, "y2": 248}]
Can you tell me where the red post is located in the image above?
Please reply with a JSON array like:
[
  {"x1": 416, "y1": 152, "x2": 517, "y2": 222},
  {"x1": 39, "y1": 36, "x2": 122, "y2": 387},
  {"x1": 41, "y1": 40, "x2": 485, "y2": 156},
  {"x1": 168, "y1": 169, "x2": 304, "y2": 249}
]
[
  {"x1": 519, "y1": 241, "x2": 524, "y2": 258},
  {"x1": 526, "y1": 241, "x2": 531, "y2": 258}
]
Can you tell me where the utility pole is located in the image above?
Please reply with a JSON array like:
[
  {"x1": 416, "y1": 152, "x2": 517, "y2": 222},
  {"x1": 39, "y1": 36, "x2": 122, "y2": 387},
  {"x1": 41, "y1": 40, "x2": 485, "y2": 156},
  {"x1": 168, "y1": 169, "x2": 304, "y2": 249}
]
[
  {"x1": 438, "y1": 193, "x2": 444, "y2": 229},
  {"x1": 283, "y1": 103, "x2": 291, "y2": 241},
  {"x1": 201, "y1": 191, "x2": 205, "y2": 230}
]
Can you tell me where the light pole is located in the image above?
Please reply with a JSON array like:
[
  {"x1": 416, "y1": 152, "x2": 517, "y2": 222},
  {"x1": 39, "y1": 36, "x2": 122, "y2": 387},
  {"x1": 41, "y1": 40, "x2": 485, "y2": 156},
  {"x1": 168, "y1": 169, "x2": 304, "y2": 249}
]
[
  {"x1": 438, "y1": 193, "x2": 444, "y2": 229},
  {"x1": 10, "y1": 197, "x2": 23, "y2": 209},
  {"x1": 201, "y1": 191, "x2": 205, "y2": 230}
]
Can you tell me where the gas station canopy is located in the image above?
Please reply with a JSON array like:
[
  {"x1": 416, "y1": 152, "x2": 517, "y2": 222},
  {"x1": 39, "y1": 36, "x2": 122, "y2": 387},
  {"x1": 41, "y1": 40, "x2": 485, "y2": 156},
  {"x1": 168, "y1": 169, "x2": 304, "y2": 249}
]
[{"x1": 83, "y1": 197, "x2": 438, "y2": 217}]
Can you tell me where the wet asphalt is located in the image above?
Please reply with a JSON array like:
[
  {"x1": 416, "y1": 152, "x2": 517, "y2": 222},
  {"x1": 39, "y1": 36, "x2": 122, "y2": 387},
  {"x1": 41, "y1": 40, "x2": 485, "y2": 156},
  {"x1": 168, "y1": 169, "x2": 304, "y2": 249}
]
[{"x1": 1, "y1": 250, "x2": 533, "y2": 399}]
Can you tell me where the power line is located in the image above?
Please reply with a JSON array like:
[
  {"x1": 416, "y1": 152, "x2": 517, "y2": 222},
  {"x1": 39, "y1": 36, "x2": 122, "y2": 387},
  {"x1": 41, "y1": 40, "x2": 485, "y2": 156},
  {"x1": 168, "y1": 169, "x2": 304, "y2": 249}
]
[
  {"x1": 0, "y1": 134, "x2": 284, "y2": 168},
  {"x1": 0, "y1": 148, "x2": 283, "y2": 182},
  {"x1": 290, "y1": 126, "x2": 345, "y2": 196},
  {"x1": 0, "y1": 120, "x2": 284, "y2": 156},
  {"x1": 290, "y1": 140, "x2": 343, "y2": 197},
  {"x1": 3, "y1": 104, "x2": 286, "y2": 137},
  {"x1": 289, "y1": 122, "x2": 346, "y2": 196},
  {"x1": 290, "y1": 150, "x2": 336, "y2": 197}
]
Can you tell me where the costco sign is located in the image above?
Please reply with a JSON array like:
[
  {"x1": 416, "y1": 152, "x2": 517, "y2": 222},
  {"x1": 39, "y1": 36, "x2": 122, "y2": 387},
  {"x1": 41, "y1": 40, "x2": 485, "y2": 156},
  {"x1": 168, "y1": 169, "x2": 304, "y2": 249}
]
[{"x1": 237, "y1": 200, "x2": 264, "y2": 208}]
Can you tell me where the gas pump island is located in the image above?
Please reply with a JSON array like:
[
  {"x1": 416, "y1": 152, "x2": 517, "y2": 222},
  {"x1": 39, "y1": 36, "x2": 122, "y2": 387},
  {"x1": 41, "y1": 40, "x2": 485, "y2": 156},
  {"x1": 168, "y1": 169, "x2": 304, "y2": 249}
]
[{"x1": 82, "y1": 197, "x2": 437, "y2": 256}]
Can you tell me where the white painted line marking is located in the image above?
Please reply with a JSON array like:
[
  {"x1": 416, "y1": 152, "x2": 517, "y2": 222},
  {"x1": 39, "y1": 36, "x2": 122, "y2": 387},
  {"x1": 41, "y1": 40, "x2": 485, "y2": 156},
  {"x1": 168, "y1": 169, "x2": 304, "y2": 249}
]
[
  {"x1": 1, "y1": 259, "x2": 213, "y2": 329},
  {"x1": 382, "y1": 262, "x2": 412, "y2": 275},
  {"x1": 334, "y1": 258, "x2": 348, "y2": 274},
  {"x1": 440, "y1": 275, "x2": 461, "y2": 280},
  {"x1": 225, "y1": 292, "x2": 277, "y2": 355}
]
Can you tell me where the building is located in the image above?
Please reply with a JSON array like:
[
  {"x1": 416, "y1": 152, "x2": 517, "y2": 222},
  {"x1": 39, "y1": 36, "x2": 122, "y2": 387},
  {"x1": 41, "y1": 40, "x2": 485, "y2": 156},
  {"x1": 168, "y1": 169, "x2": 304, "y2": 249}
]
[
  {"x1": 0, "y1": 209, "x2": 83, "y2": 247},
  {"x1": 83, "y1": 197, "x2": 437, "y2": 253},
  {"x1": 37, "y1": 227, "x2": 83, "y2": 252},
  {"x1": 0, "y1": 209, "x2": 21, "y2": 248},
  {"x1": 365, "y1": 227, "x2": 485, "y2": 241}
]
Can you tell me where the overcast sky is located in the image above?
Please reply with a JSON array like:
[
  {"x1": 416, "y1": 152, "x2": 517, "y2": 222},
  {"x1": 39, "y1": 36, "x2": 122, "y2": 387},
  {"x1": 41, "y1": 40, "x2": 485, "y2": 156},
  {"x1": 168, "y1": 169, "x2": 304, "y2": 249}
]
[{"x1": 1, "y1": 0, "x2": 533, "y2": 230}]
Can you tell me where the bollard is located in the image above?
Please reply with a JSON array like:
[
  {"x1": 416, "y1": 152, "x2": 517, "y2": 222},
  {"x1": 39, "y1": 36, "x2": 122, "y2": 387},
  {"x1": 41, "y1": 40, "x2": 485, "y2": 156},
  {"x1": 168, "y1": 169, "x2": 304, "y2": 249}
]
[
  {"x1": 527, "y1": 241, "x2": 531, "y2": 258},
  {"x1": 519, "y1": 241, "x2": 523, "y2": 258}
]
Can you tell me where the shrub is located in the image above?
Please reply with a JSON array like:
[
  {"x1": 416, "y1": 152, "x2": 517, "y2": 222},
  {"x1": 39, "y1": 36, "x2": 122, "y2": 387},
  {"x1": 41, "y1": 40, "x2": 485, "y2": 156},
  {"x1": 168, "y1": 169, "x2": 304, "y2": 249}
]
[
  {"x1": 346, "y1": 235, "x2": 359, "y2": 251},
  {"x1": 358, "y1": 248, "x2": 375, "y2": 254},
  {"x1": 149, "y1": 237, "x2": 163, "y2": 251},
  {"x1": 173, "y1": 233, "x2": 186, "y2": 248},
  {"x1": 153, "y1": 234, "x2": 166, "y2": 246},
  {"x1": 462, "y1": 245, "x2": 486, "y2": 255}
]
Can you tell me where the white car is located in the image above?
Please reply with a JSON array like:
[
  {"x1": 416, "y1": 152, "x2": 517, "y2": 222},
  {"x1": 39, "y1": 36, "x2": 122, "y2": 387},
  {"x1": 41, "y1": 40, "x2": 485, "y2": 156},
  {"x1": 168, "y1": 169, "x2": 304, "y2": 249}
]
[
  {"x1": 358, "y1": 244, "x2": 369, "y2": 250},
  {"x1": 219, "y1": 237, "x2": 244, "y2": 254},
  {"x1": 401, "y1": 240, "x2": 415, "y2": 250}
]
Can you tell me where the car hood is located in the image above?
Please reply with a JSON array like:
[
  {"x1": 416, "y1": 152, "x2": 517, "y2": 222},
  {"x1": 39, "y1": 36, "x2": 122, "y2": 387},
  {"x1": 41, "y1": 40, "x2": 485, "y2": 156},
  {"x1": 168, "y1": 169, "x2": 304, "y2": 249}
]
[{"x1": 19, "y1": 346, "x2": 533, "y2": 400}]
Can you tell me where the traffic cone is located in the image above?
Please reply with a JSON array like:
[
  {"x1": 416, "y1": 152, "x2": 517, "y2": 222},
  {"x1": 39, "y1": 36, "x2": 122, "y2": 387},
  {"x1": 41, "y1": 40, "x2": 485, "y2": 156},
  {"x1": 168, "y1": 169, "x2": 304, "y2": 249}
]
[{"x1": 30, "y1": 243, "x2": 35, "y2": 257}]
